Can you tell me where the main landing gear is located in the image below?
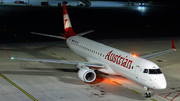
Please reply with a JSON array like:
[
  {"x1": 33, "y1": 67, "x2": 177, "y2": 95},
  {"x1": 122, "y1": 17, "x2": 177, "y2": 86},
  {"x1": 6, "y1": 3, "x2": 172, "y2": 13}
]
[{"x1": 144, "y1": 86, "x2": 151, "y2": 98}]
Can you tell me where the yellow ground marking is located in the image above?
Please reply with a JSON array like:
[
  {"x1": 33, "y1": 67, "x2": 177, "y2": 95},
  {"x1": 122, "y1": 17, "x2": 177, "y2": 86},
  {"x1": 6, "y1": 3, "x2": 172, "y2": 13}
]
[
  {"x1": 42, "y1": 48, "x2": 47, "y2": 51},
  {"x1": 97, "y1": 74, "x2": 106, "y2": 78},
  {"x1": 51, "y1": 53, "x2": 56, "y2": 55},
  {"x1": 0, "y1": 74, "x2": 38, "y2": 101},
  {"x1": 150, "y1": 98, "x2": 157, "y2": 101},
  {"x1": 112, "y1": 81, "x2": 142, "y2": 95},
  {"x1": 130, "y1": 89, "x2": 141, "y2": 95},
  {"x1": 112, "y1": 81, "x2": 122, "y2": 86},
  {"x1": 61, "y1": 57, "x2": 67, "y2": 60},
  {"x1": 34, "y1": 45, "x2": 39, "y2": 47}
]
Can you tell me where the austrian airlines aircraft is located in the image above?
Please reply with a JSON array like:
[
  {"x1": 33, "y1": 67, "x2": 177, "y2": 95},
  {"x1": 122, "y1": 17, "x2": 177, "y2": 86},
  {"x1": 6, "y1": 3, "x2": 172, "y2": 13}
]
[{"x1": 4, "y1": 3, "x2": 176, "y2": 98}]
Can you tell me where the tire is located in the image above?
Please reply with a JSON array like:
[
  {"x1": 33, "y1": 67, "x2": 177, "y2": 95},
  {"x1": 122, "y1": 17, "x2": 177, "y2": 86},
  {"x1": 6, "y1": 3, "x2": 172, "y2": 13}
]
[
  {"x1": 144, "y1": 93, "x2": 148, "y2": 98},
  {"x1": 148, "y1": 93, "x2": 151, "y2": 97}
]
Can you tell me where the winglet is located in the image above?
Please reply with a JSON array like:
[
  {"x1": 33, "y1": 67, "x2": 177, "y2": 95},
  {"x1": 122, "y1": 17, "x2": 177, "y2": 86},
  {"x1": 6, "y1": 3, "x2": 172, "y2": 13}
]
[
  {"x1": 3, "y1": 44, "x2": 11, "y2": 58},
  {"x1": 172, "y1": 38, "x2": 176, "y2": 51}
]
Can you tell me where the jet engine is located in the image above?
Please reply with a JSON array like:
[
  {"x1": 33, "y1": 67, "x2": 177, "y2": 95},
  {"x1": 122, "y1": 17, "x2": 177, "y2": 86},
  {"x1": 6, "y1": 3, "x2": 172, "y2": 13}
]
[{"x1": 78, "y1": 68, "x2": 96, "y2": 83}]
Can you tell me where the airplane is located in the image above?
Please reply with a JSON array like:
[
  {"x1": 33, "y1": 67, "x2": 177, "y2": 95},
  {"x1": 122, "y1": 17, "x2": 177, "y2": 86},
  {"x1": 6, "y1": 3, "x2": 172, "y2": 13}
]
[{"x1": 3, "y1": 2, "x2": 177, "y2": 98}]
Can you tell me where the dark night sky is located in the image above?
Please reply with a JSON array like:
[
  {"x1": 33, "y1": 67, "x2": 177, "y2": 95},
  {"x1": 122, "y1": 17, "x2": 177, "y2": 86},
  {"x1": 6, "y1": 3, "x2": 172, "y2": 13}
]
[{"x1": 0, "y1": 1, "x2": 180, "y2": 43}]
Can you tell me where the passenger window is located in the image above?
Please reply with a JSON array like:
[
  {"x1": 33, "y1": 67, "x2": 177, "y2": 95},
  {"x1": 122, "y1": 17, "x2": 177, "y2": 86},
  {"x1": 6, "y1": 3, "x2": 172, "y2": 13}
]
[{"x1": 143, "y1": 69, "x2": 148, "y2": 73}]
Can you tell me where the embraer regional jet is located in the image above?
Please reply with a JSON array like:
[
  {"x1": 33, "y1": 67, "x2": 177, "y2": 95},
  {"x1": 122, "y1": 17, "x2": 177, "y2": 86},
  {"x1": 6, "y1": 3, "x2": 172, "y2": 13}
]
[{"x1": 4, "y1": 2, "x2": 176, "y2": 98}]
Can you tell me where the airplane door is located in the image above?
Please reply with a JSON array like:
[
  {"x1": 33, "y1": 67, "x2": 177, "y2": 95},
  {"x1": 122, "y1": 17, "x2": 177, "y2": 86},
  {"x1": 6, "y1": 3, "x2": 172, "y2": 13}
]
[{"x1": 134, "y1": 65, "x2": 140, "y2": 79}]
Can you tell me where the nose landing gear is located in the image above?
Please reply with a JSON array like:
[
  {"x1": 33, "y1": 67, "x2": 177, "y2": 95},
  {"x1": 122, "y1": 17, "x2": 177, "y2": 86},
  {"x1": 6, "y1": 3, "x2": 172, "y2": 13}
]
[
  {"x1": 144, "y1": 86, "x2": 151, "y2": 98},
  {"x1": 144, "y1": 92, "x2": 151, "y2": 98}
]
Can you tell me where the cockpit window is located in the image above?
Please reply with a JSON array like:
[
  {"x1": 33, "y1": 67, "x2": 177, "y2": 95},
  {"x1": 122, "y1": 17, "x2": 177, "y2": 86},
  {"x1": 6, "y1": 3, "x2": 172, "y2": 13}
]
[
  {"x1": 143, "y1": 69, "x2": 148, "y2": 73},
  {"x1": 149, "y1": 69, "x2": 162, "y2": 74}
]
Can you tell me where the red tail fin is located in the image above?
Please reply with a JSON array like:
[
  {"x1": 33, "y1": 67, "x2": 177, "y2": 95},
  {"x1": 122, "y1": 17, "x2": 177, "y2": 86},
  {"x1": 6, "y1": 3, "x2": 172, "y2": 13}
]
[{"x1": 63, "y1": 2, "x2": 76, "y2": 39}]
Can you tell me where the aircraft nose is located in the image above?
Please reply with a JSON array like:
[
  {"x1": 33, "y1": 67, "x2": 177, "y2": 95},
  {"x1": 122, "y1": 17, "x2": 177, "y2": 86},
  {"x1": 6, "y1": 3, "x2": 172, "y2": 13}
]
[{"x1": 156, "y1": 74, "x2": 167, "y2": 89}]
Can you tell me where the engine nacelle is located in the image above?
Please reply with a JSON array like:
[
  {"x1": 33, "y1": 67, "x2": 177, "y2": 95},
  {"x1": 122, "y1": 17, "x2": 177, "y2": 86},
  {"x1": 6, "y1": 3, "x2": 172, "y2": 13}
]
[{"x1": 78, "y1": 68, "x2": 96, "y2": 83}]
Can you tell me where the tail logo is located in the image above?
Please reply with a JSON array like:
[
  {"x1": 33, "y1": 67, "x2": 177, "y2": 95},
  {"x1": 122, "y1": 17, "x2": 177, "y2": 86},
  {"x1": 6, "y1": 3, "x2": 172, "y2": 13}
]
[
  {"x1": 64, "y1": 19, "x2": 68, "y2": 26},
  {"x1": 63, "y1": 2, "x2": 76, "y2": 39}
]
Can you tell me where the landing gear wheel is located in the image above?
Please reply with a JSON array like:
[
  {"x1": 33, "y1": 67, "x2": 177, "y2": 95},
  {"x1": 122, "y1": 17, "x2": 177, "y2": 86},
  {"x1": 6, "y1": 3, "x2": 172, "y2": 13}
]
[
  {"x1": 144, "y1": 93, "x2": 148, "y2": 98},
  {"x1": 148, "y1": 93, "x2": 151, "y2": 97},
  {"x1": 144, "y1": 86, "x2": 151, "y2": 98},
  {"x1": 144, "y1": 92, "x2": 151, "y2": 98}
]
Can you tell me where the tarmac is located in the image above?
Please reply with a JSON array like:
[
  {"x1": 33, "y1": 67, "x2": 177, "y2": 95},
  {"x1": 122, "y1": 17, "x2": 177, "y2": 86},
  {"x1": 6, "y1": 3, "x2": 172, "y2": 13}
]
[
  {"x1": 0, "y1": 37, "x2": 180, "y2": 101},
  {"x1": 0, "y1": 1, "x2": 180, "y2": 101}
]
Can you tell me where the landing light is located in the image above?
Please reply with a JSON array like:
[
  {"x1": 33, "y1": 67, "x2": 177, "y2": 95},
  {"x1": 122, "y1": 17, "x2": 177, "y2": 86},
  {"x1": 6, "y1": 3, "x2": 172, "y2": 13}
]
[{"x1": 11, "y1": 57, "x2": 14, "y2": 60}]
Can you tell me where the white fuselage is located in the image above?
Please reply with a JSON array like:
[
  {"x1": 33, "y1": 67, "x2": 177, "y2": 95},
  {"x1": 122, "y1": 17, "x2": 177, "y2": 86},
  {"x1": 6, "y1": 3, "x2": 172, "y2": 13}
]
[{"x1": 66, "y1": 36, "x2": 167, "y2": 90}]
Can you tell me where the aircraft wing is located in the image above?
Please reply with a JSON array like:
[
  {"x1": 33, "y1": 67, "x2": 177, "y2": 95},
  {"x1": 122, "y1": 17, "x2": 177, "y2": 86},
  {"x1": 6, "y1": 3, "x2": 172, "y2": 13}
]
[
  {"x1": 139, "y1": 38, "x2": 176, "y2": 59},
  {"x1": 3, "y1": 44, "x2": 105, "y2": 69},
  {"x1": 10, "y1": 57, "x2": 105, "y2": 69},
  {"x1": 140, "y1": 48, "x2": 176, "y2": 59}
]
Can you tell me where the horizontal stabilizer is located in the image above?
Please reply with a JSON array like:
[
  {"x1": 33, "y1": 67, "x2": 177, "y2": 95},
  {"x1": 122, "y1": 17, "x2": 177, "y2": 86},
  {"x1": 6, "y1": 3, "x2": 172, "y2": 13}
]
[
  {"x1": 31, "y1": 32, "x2": 66, "y2": 39},
  {"x1": 77, "y1": 30, "x2": 94, "y2": 36}
]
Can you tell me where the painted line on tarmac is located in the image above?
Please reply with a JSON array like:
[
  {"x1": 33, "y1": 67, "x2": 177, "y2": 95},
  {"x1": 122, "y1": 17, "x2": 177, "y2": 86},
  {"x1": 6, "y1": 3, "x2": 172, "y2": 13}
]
[
  {"x1": 42, "y1": 48, "x2": 47, "y2": 51},
  {"x1": 97, "y1": 74, "x2": 106, "y2": 78},
  {"x1": 61, "y1": 57, "x2": 67, "y2": 60},
  {"x1": 130, "y1": 89, "x2": 141, "y2": 95},
  {"x1": 51, "y1": 53, "x2": 56, "y2": 55},
  {"x1": 34, "y1": 45, "x2": 39, "y2": 47},
  {"x1": 112, "y1": 81, "x2": 122, "y2": 86},
  {"x1": 159, "y1": 92, "x2": 180, "y2": 101},
  {"x1": 150, "y1": 98, "x2": 157, "y2": 101},
  {"x1": 0, "y1": 74, "x2": 38, "y2": 101},
  {"x1": 112, "y1": 81, "x2": 142, "y2": 95}
]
